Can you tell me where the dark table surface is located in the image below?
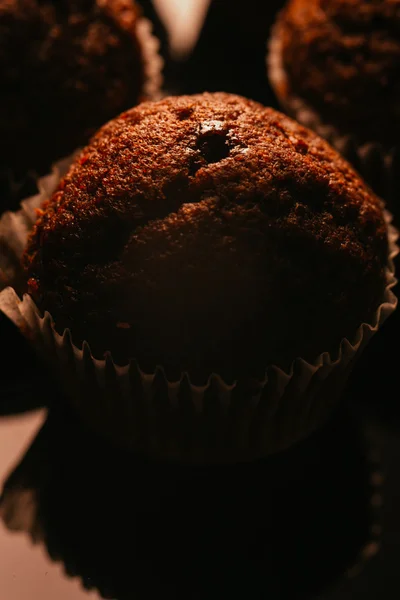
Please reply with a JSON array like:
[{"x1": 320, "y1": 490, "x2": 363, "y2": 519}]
[{"x1": 0, "y1": 385, "x2": 399, "y2": 600}]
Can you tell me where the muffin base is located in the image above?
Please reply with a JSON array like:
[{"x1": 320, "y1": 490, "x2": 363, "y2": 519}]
[{"x1": 0, "y1": 155, "x2": 397, "y2": 463}]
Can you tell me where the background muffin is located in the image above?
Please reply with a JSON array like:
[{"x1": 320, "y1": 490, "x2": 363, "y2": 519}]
[
  {"x1": 0, "y1": 0, "x2": 162, "y2": 193},
  {"x1": 270, "y1": 0, "x2": 400, "y2": 146},
  {"x1": 23, "y1": 92, "x2": 390, "y2": 383},
  {"x1": 268, "y1": 0, "x2": 400, "y2": 205}
]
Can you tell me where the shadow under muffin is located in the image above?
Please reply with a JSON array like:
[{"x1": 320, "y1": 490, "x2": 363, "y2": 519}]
[{"x1": 0, "y1": 402, "x2": 376, "y2": 600}]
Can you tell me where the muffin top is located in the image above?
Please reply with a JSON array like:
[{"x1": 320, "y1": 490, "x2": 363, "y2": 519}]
[
  {"x1": 0, "y1": 0, "x2": 148, "y2": 174},
  {"x1": 277, "y1": 0, "x2": 400, "y2": 146},
  {"x1": 23, "y1": 93, "x2": 389, "y2": 383}
]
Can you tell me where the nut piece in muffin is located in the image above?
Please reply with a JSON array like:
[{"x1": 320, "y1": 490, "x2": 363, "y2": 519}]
[
  {"x1": 269, "y1": 0, "x2": 400, "y2": 147},
  {"x1": 0, "y1": 0, "x2": 161, "y2": 176},
  {"x1": 23, "y1": 92, "x2": 390, "y2": 384}
]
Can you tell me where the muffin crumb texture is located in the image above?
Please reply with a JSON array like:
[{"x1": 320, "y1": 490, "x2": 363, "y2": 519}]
[
  {"x1": 24, "y1": 93, "x2": 389, "y2": 383},
  {"x1": 0, "y1": 0, "x2": 147, "y2": 173},
  {"x1": 278, "y1": 0, "x2": 400, "y2": 145}
]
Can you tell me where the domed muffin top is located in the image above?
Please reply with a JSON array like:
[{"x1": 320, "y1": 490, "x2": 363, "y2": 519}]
[
  {"x1": 0, "y1": 0, "x2": 148, "y2": 173},
  {"x1": 24, "y1": 92, "x2": 389, "y2": 382},
  {"x1": 277, "y1": 0, "x2": 400, "y2": 145}
]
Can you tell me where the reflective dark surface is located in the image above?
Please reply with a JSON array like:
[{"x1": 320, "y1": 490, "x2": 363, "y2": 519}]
[{"x1": 0, "y1": 403, "x2": 379, "y2": 600}]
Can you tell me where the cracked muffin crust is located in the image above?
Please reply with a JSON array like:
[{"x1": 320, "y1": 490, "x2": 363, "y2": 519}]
[
  {"x1": 276, "y1": 0, "x2": 400, "y2": 146},
  {"x1": 23, "y1": 92, "x2": 389, "y2": 383},
  {"x1": 0, "y1": 0, "x2": 152, "y2": 174}
]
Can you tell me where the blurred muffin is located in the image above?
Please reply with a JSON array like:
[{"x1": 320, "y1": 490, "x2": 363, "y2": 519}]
[
  {"x1": 268, "y1": 0, "x2": 400, "y2": 202},
  {"x1": 15, "y1": 92, "x2": 396, "y2": 459},
  {"x1": 0, "y1": 0, "x2": 162, "y2": 201},
  {"x1": 270, "y1": 0, "x2": 400, "y2": 146}
]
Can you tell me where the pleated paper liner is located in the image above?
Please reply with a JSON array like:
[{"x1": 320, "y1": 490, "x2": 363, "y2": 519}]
[
  {"x1": 0, "y1": 403, "x2": 383, "y2": 600},
  {"x1": 0, "y1": 151, "x2": 397, "y2": 462},
  {"x1": 268, "y1": 25, "x2": 399, "y2": 217},
  {"x1": 136, "y1": 16, "x2": 164, "y2": 101}
]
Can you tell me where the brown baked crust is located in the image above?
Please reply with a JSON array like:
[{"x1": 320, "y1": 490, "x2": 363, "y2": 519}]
[
  {"x1": 277, "y1": 0, "x2": 400, "y2": 146},
  {"x1": 23, "y1": 92, "x2": 389, "y2": 382},
  {"x1": 0, "y1": 0, "x2": 146, "y2": 174}
]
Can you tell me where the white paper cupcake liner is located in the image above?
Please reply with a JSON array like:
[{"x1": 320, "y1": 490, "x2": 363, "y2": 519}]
[
  {"x1": 0, "y1": 155, "x2": 397, "y2": 463},
  {"x1": 268, "y1": 25, "x2": 399, "y2": 210},
  {"x1": 136, "y1": 16, "x2": 164, "y2": 101}
]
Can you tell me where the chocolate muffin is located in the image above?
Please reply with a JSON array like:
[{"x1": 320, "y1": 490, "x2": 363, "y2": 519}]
[
  {"x1": 23, "y1": 92, "x2": 390, "y2": 384},
  {"x1": 269, "y1": 0, "x2": 400, "y2": 147},
  {"x1": 0, "y1": 0, "x2": 161, "y2": 178}
]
